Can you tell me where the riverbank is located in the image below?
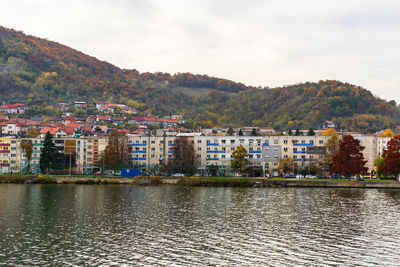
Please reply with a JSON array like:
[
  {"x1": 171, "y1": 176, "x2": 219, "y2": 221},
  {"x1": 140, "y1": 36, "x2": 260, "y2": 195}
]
[{"x1": 1, "y1": 175, "x2": 400, "y2": 189}]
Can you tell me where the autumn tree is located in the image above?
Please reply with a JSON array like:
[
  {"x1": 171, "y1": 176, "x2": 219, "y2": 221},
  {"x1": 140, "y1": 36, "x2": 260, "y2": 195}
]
[
  {"x1": 374, "y1": 157, "x2": 385, "y2": 178},
  {"x1": 171, "y1": 136, "x2": 196, "y2": 175},
  {"x1": 20, "y1": 140, "x2": 33, "y2": 173},
  {"x1": 333, "y1": 135, "x2": 367, "y2": 180},
  {"x1": 231, "y1": 145, "x2": 249, "y2": 174},
  {"x1": 103, "y1": 131, "x2": 129, "y2": 170},
  {"x1": 323, "y1": 133, "x2": 340, "y2": 175},
  {"x1": 382, "y1": 135, "x2": 400, "y2": 180},
  {"x1": 278, "y1": 157, "x2": 294, "y2": 175},
  {"x1": 378, "y1": 129, "x2": 395, "y2": 137},
  {"x1": 323, "y1": 128, "x2": 337, "y2": 137}
]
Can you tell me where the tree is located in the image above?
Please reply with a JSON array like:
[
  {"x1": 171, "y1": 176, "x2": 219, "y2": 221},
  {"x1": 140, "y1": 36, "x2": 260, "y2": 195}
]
[
  {"x1": 238, "y1": 129, "x2": 244, "y2": 136},
  {"x1": 40, "y1": 132, "x2": 62, "y2": 173},
  {"x1": 323, "y1": 134, "x2": 340, "y2": 175},
  {"x1": 308, "y1": 128, "x2": 315, "y2": 136},
  {"x1": 382, "y1": 135, "x2": 400, "y2": 180},
  {"x1": 378, "y1": 129, "x2": 395, "y2": 137},
  {"x1": 26, "y1": 129, "x2": 39, "y2": 138},
  {"x1": 333, "y1": 135, "x2": 367, "y2": 180},
  {"x1": 207, "y1": 164, "x2": 219, "y2": 176},
  {"x1": 374, "y1": 157, "x2": 385, "y2": 178},
  {"x1": 103, "y1": 131, "x2": 129, "y2": 170},
  {"x1": 20, "y1": 140, "x2": 33, "y2": 173},
  {"x1": 323, "y1": 128, "x2": 337, "y2": 137},
  {"x1": 251, "y1": 128, "x2": 258, "y2": 136},
  {"x1": 295, "y1": 129, "x2": 301, "y2": 136},
  {"x1": 171, "y1": 136, "x2": 196, "y2": 176},
  {"x1": 278, "y1": 157, "x2": 294, "y2": 175},
  {"x1": 226, "y1": 127, "x2": 234, "y2": 136},
  {"x1": 231, "y1": 145, "x2": 249, "y2": 174},
  {"x1": 288, "y1": 129, "x2": 293, "y2": 136}
]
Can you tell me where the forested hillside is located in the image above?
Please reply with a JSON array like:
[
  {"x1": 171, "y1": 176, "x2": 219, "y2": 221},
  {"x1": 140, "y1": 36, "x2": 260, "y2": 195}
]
[{"x1": 0, "y1": 26, "x2": 399, "y2": 132}]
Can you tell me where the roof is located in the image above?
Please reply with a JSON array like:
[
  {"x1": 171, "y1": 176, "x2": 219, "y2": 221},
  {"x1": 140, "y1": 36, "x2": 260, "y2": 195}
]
[
  {"x1": 97, "y1": 115, "x2": 111, "y2": 121},
  {"x1": 40, "y1": 128, "x2": 60, "y2": 135}
]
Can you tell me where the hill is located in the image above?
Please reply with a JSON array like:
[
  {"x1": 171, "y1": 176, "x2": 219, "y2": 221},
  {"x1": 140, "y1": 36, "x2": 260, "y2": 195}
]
[{"x1": 0, "y1": 26, "x2": 399, "y2": 132}]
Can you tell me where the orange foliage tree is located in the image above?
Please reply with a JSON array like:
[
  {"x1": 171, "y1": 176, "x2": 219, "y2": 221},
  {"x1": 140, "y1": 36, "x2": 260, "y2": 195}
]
[
  {"x1": 333, "y1": 135, "x2": 367, "y2": 179},
  {"x1": 382, "y1": 135, "x2": 400, "y2": 180}
]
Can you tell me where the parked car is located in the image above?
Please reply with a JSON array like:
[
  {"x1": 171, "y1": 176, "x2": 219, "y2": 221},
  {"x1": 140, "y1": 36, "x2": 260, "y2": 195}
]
[
  {"x1": 296, "y1": 174, "x2": 304, "y2": 179},
  {"x1": 305, "y1": 175, "x2": 317, "y2": 179},
  {"x1": 284, "y1": 174, "x2": 295, "y2": 178},
  {"x1": 171, "y1": 173, "x2": 185, "y2": 177},
  {"x1": 331, "y1": 174, "x2": 345, "y2": 179}
]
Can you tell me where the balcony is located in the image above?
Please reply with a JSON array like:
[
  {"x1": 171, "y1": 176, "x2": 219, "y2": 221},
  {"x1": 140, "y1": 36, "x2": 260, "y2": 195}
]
[
  {"x1": 206, "y1": 150, "x2": 225, "y2": 153},
  {"x1": 293, "y1": 151, "x2": 306, "y2": 154},
  {"x1": 131, "y1": 151, "x2": 146, "y2": 153},
  {"x1": 206, "y1": 143, "x2": 218, "y2": 146},
  {"x1": 131, "y1": 143, "x2": 147, "y2": 146},
  {"x1": 207, "y1": 158, "x2": 219, "y2": 161},
  {"x1": 293, "y1": 143, "x2": 314, "y2": 146},
  {"x1": 262, "y1": 143, "x2": 270, "y2": 146},
  {"x1": 249, "y1": 151, "x2": 261, "y2": 154},
  {"x1": 130, "y1": 157, "x2": 147, "y2": 160}
]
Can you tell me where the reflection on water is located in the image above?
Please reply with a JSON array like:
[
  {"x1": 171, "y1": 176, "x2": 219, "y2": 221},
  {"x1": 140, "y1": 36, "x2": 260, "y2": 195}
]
[{"x1": 1, "y1": 185, "x2": 400, "y2": 266}]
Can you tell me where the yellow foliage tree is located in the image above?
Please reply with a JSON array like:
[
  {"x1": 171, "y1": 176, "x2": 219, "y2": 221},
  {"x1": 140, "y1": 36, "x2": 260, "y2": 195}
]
[
  {"x1": 323, "y1": 128, "x2": 338, "y2": 137},
  {"x1": 377, "y1": 129, "x2": 395, "y2": 137}
]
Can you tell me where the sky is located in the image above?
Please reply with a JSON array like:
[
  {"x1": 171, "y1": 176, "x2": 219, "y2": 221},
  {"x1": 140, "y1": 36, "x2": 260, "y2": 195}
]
[{"x1": 1, "y1": 0, "x2": 400, "y2": 101}]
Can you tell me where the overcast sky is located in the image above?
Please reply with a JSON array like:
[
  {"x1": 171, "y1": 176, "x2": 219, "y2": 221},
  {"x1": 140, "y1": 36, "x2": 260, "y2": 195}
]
[{"x1": 1, "y1": 0, "x2": 400, "y2": 101}]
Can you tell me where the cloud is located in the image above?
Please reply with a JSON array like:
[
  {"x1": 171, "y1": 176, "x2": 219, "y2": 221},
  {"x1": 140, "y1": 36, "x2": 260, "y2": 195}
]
[{"x1": 1, "y1": 0, "x2": 399, "y2": 101}]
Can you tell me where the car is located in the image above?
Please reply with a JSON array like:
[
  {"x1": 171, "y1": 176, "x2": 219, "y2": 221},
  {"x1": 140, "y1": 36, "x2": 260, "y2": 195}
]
[
  {"x1": 331, "y1": 174, "x2": 345, "y2": 179},
  {"x1": 305, "y1": 175, "x2": 317, "y2": 179},
  {"x1": 284, "y1": 174, "x2": 295, "y2": 178},
  {"x1": 296, "y1": 174, "x2": 304, "y2": 179},
  {"x1": 171, "y1": 173, "x2": 185, "y2": 177}
]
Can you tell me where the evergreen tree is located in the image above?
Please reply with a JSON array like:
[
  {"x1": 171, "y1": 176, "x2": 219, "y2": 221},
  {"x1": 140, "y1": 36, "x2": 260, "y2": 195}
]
[
  {"x1": 238, "y1": 129, "x2": 244, "y2": 136},
  {"x1": 251, "y1": 128, "x2": 258, "y2": 136},
  {"x1": 40, "y1": 132, "x2": 61, "y2": 173},
  {"x1": 288, "y1": 129, "x2": 293, "y2": 136},
  {"x1": 295, "y1": 129, "x2": 301, "y2": 136},
  {"x1": 226, "y1": 127, "x2": 234, "y2": 136},
  {"x1": 308, "y1": 128, "x2": 315, "y2": 136}
]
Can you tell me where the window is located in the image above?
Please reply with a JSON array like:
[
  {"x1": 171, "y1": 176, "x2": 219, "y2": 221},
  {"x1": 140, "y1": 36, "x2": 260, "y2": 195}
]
[
  {"x1": 284, "y1": 148, "x2": 288, "y2": 152},
  {"x1": 151, "y1": 140, "x2": 155, "y2": 144},
  {"x1": 284, "y1": 140, "x2": 288, "y2": 144},
  {"x1": 222, "y1": 155, "x2": 226, "y2": 158},
  {"x1": 274, "y1": 148, "x2": 278, "y2": 152},
  {"x1": 222, "y1": 140, "x2": 226, "y2": 144},
  {"x1": 231, "y1": 140, "x2": 235, "y2": 144},
  {"x1": 319, "y1": 140, "x2": 324, "y2": 144},
  {"x1": 274, "y1": 140, "x2": 278, "y2": 144},
  {"x1": 197, "y1": 140, "x2": 202, "y2": 143},
  {"x1": 198, "y1": 148, "x2": 202, "y2": 151}
]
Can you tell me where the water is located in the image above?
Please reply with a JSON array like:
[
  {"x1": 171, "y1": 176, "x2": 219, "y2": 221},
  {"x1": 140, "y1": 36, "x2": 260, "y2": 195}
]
[{"x1": 1, "y1": 185, "x2": 400, "y2": 266}]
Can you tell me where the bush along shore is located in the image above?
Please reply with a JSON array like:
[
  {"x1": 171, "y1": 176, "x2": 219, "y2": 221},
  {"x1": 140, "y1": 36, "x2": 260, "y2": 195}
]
[{"x1": 1, "y1": 175, "x2": 400, "y2": 189}]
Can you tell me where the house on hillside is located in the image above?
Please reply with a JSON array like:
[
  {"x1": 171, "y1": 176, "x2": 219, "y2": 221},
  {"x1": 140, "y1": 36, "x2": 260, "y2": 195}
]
[
  {"x1": 322, "y1": 121, "x2": 337, "y2": 129},
  {"x1": 0, "y1": 103, "x2": 25, "y2": 114}
]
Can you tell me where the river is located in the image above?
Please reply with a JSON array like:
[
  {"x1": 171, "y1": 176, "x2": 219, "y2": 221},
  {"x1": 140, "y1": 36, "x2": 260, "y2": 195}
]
[{"x1": 1, "y1": 184, "x2": 400, "y2": 266}]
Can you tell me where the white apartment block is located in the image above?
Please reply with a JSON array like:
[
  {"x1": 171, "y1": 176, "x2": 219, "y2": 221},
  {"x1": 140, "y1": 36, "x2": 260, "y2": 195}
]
[{"x1": 0, "y1": 134, "x2": 394, "y2": 175}]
